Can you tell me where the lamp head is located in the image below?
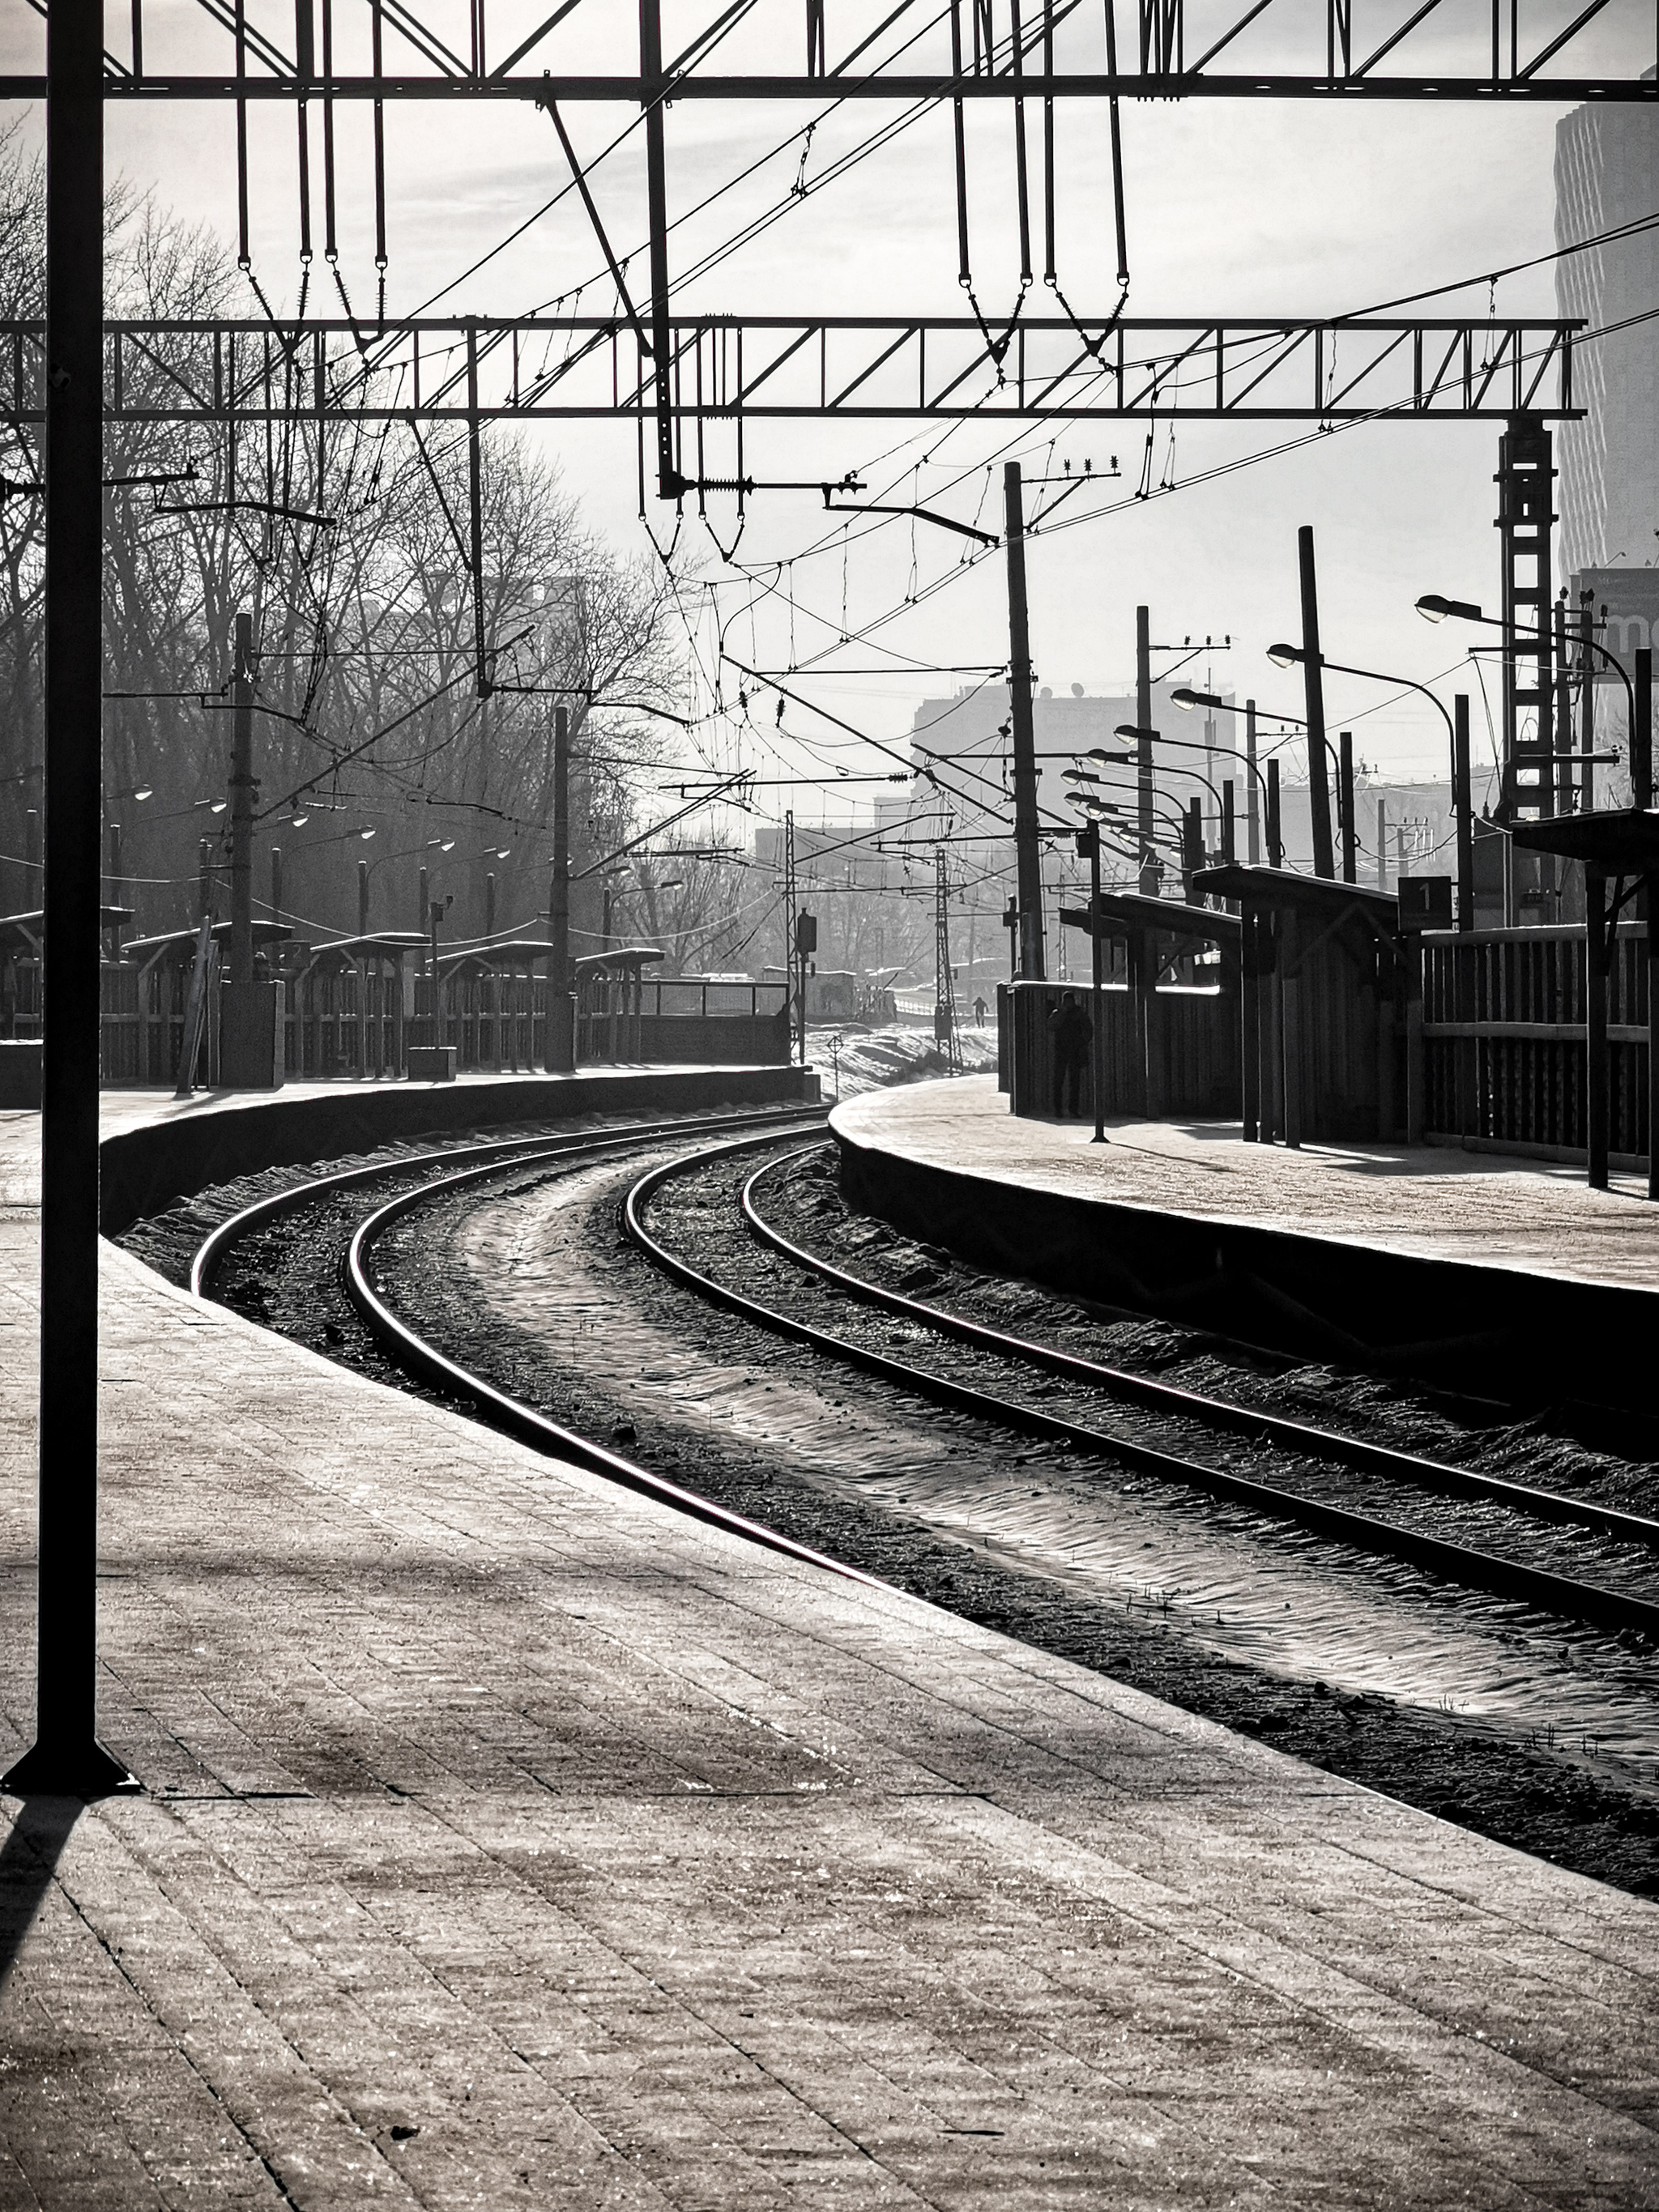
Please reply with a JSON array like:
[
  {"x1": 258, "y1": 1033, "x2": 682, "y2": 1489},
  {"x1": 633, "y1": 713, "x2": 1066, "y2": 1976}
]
[
  {"x1": 1172, "y1": 687, "x2": 1226, "y2": 711},
  {"x1": 359, "y1": 826, "x2": 377, "y2": 841},
  {"x1": 1089, "y1": 746, "x2": 1137, "y2": 761},
  {"x1": 1415, "y1": 593, "x2": 1482, "y2": 624},
  {"x1": 1062, "y1": 767, "x2": 1099, "y2": 783},
  {"x1": 1266, "y1": 642, "x2": 1303, "y2": 669}
]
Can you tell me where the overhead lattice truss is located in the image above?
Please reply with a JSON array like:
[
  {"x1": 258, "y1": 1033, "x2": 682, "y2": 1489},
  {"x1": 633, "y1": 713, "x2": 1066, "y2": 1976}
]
[
  {"x1": 7, "y1": 0, "x2": 1657, "y2": 100},
  {"x1": 0, "y1": 313, "x2": 1581, "y2": 425}
]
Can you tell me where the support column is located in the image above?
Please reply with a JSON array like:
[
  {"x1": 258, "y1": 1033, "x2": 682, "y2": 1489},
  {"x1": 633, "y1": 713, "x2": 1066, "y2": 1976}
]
[
  {"x1": 1587, "y1": 867, "x2": 1610, "y2": 1192},
  {"x1": 1004, "y1": 463, "x2": 1043, "y2": 976},
  {"x1": 546, "y1": 703, "x2": 574, "y2": 1073},
  {"x1": 6, "y1": 0, "x2": 133, "y2": 1796},
  {"x1": 1136, "y1": 604, "x2": 1157, "y2": 897},
  {"x1": 1298, "y1": 527, "x2": 1335, "y2": 880}
]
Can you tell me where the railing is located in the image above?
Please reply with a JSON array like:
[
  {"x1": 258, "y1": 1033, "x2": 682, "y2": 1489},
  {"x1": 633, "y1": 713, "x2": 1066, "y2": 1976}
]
[{"x1": 1421, "y1": 923, "x2": 1649, "y2": 1161}]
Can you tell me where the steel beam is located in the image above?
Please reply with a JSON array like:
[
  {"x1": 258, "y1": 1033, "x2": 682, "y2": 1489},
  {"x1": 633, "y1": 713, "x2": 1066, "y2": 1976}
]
[{"x1": 0, "y1": 315, "x2": 1582, "y2": 428}]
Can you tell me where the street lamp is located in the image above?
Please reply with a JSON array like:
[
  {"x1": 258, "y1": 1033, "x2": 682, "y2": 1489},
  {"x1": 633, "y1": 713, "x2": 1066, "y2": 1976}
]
[
  {"x1": 1415, "y1": 591, "x2": 1640, "y2": 804},
  {"x1": 1267, "y1": 641, "x2": 1472, "y2": 927}
]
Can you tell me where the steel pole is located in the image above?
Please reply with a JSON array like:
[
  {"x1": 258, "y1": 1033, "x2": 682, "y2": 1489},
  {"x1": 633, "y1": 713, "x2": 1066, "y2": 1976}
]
[
  {"x1": 1244, "y1": 699, "x2": 1260, "y2": 863},
  {"x1": 547, "y1": 703, "x2": 574, "y2": 1072},
  {"x1": 1298, "y1": 526, "x2": 1336, "y2": 878},
  {"x1": 1004, "y1": 462, "x2": 1043, "y2": 976},
  {"x1": 1136, "y1": 603, "x2": 1157, "y2": 896},
  {"x1": 1088, "y1": 830, "x2": 1107, "y2": 1143},
  {"x1": 228, "y1": 612, "x2": 254, "y2": 982},
  {"x1": 6, "y1": 0, "x2": 132, "y2": 1796},
  {"x1": 1453, "y1": 697, "x2": 1474, "y2": 931}
]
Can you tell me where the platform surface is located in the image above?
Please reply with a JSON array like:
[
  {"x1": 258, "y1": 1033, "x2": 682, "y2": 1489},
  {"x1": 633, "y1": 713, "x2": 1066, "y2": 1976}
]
[
  {"x1": 834, "y1": 1076, "x2": 1659, "y2": 1292},
  {"x1": 0, "y1": 1094, "x2": 1656, "y2": 2206}
]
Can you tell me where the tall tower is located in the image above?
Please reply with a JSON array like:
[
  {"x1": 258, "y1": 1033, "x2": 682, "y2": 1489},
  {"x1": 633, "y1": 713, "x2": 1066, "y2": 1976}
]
[{"x1": 1555, "y1": 96, "x2": 1659, "y2": 577}]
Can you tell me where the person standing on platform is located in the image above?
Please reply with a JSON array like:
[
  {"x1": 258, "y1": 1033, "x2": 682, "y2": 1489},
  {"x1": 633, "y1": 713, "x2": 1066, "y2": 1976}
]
[
  {"x1": 1047, "y1": 991, "x2": 1093, "y2": 1117},
  {"x1": 972, "y1": 994, "x2": 987, "y2": 1027}
]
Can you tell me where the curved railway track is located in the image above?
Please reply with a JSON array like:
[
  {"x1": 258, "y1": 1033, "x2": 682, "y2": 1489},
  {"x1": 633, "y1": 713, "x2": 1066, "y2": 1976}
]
[
  {"x1": 621, "y1": 1133, "x2": 1659, "y2": 1643},
  {"x1": 190, "y1": 1103, "x2": 872, "y2": 1589}
]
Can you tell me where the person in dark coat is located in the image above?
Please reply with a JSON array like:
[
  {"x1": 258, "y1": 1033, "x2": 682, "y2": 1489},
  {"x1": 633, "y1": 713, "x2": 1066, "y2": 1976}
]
[{"x1": 1047, "y1": 991, "x2": 1093, "y2": 1116}]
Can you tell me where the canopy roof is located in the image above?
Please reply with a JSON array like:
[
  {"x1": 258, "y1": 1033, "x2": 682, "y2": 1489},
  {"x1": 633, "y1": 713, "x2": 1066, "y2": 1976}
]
[
  {"x1": 0, "y1": 905, "x2": 134, "y2": 952},
  {"x1": 301, "y1": 931, "x2": 429, "y2": 962},
  {"x1": 1510, "y1": 808, "x2": 1659, "y2": 871},
  {"x1": 1192, "y1": 863, "x2": 1398, "y2": 927},
  {"x1": 1060, "y1": 891, "x2": 1240, "y2": 946},
  {"x1": 122, "y1": 918, "x2": 294, "y2": 958},
  {"x1": 574, "y1": 944, "x2": 665, "y2": 976}
]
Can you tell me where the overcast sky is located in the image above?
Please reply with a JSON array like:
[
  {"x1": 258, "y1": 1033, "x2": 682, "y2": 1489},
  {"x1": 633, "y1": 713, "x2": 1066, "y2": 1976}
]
[{"x1": 6, "y1": 2, "x2": 1650, "y2": 810}]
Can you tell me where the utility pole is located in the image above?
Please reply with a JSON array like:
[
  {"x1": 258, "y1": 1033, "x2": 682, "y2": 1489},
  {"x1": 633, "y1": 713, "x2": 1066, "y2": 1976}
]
[
  {"x1": 1004, "y1": 462, "x2": 1044, "y2": 976},
  {"x1": 783, "y1": 808, "x2": 800, "y2": 1059},
  {"x1": 1244, "y1": 700, "x2": 1260, "y2": 863},
  {"x1": 270, "y1": 846, "x2": 283, "y2": 931},
  {"x1": 6, "y1": 0, "x2": 132, "y2": 1795},
  {"x1": 229, "y1": 612, "x2": 254, "y2": 983},
  {"x1": 1136, "y1": 604, "x2": 1157, "y2": 895},
  {"x1": 1298, "y1": 526, "x2": 1336, "y2": 879},
  {"x1": 219, "y1": 608, "x2": 281, "y2": 1088},
  {"x1": 1338, "y1": 731, "x2": 1357, "y2": 884},
  {"x1": 357, "y1": 859, "x2": 370, "y2": 940},
  {"x1": 546, "y1": 702, "x2": 574, "y2": 1073},
  {"x1": 933, "y1": 846, "x2": 960, "y2": 1073},
  {"x1": 1077, "y1": 821, "x2": 1107, "y2": 1143}
]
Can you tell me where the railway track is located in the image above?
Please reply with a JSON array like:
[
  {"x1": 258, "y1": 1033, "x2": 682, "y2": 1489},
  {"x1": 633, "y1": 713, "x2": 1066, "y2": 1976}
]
[
  {"x1": 189, "y1": 1103, "x2": 872, "y2": 1590},
  {"x1": 621, "y1": 1132, "x2": 1659, "y2": 1643}
]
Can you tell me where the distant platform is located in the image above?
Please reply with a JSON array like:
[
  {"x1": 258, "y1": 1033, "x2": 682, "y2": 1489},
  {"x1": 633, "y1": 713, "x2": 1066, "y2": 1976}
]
[
  {"x1": 73, "y1": 1061, "x2": 819, "y2": 1232},
  {"x1": 0, "y1": 1086, "x2": 1653, "y2": 2204},
  {"x1": 833, "y1": 1079, "x2": 1659, "y2": 1409}
]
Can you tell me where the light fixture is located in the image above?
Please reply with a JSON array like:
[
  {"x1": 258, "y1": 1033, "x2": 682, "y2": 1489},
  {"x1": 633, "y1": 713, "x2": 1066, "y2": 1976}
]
[
  {"x1": 359, "y1": 826, "x2": 377, "y2": 840},
  {"x1": 1415, "y1": 593, "x2": 1482, "y2": 624},
  {"x1": 1266, "y1": 641, "x2": 1303, "y2": 668},
  {"x1": 1171, "y1": 687, "x2": 1226, "y2": 712},
  {"x1": 1062, "y1": 768, "x2": 1100, "y2": 783},
  {"x1": 1094, "y1": 742, "x2": 1141, "y2": 758},
  {"x1": 290, "y1": 812, "x2": 309, "y2": 828},
  {"x1": 132, "y1": 786, "x2": 152, "y2": 802}
]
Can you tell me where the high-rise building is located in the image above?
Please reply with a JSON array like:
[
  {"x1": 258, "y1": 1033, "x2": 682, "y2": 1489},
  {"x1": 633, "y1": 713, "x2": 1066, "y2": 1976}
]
[{"x1": 1555, "y1": 98, "x2": 1659, "y2": 578}]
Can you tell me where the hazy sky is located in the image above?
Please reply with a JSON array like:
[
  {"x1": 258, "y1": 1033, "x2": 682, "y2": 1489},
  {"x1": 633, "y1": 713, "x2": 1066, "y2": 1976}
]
[{"x1": 6, "y1": 2, "x2": 1649, "y2": 812}]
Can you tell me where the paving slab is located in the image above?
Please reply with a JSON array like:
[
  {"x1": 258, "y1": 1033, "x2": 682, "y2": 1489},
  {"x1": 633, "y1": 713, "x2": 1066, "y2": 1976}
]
[{"x1": 0, "y1": 1097, "x2": 1654, "y2": 2206}]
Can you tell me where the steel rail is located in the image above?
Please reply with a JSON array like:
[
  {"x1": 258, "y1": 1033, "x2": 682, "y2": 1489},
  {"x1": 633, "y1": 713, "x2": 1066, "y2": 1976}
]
[
  {"x1": 740, "y1": 1144, "x2": 1659, "y2": 1552},
  {"x1": 335, "y1": 1114, "x2": 888, "y2": 1591},
  {"x1": 621, "y1": 1135, "x2": 1659, "y2": 1640},
  {"x1": 188, "y1": 1102, "x2": 823, "y2": 1298},
  {"x1": 190, "y1": 1100, "x2": 878, "y2": 1588}
]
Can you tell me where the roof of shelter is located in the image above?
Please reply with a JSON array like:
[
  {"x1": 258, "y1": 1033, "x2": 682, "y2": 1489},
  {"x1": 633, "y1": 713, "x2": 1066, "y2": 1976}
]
[
  {"x1": 302, "y1": 931, "x2": 429, "y2": 962},
  {"x1": 574, "y1": 944, "x2": 666, "y2": 975},
  {"x1": 437, "y1": 939, "x2": 560, "y2": 972},
  {"x1": 1059, "y1": 892, "x2": 1241, "y2": 945},
  {"x1": 1192, "y1": 863, "x2": 1398, "y2": 927},
  {"x1": 1511, "y1": 808, "x2": 1659, "y2": 872},
  {"x1": 116, "y1": 918, "x2": 295, "y2": 958},
  {"x1": 0, "y1": 906, "x2": 134, "y2": 951}
]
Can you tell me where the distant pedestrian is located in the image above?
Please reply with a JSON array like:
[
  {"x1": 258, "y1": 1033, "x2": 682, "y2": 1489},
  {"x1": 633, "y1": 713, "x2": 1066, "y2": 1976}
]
[
  {"x1": 1046, "y1": 991, "x2": 1093, "y2": 1117},
  {"x1": 972, "y1": 994, "x2": 987, "y2": 1027}
]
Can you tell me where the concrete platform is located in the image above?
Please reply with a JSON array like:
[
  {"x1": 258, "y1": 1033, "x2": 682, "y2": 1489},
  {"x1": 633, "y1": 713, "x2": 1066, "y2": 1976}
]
[
  {"x1": 833, "y1": 1080, "x2": 1659, "y2": 1411},
  {"x1": 0, "y1": 1089, "x2": 1656, "y2": 2205}
]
